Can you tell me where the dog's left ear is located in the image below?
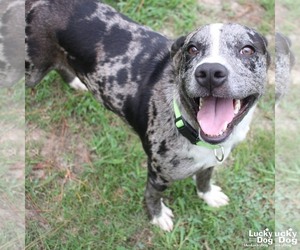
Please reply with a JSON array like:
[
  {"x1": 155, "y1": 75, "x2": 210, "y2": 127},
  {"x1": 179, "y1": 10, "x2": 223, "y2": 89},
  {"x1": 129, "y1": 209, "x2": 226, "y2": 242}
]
[
  {"x1": 284, "y1": 36, "x2": 296, "y2": 68},
  {"x1": 170, "y1": 36, "x2": 186, "y2": 58},
  {"x1": 261, "y1": 35, "x2": 271, "y2": 68}
]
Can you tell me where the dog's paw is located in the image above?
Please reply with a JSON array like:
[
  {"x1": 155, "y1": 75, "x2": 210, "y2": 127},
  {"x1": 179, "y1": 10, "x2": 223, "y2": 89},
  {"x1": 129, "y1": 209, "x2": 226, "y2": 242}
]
[
  {"x1": 198, "y1": 185, "x2": 229, "y2": 207},
  {"x1": 69, "y1": 77, "x2": 88, "y2": 91},
  {"x1": 151, "y1": 201, "x2": 174, "y2": 232}
]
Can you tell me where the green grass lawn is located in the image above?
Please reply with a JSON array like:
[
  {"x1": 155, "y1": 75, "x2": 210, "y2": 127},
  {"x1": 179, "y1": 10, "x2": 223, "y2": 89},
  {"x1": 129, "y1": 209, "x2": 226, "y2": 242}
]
[
  {"x1": 275, "y1": 86, "x2": 300, "y2": 235},
  {"x1": 0, "y1": 81, "x2": 25, "y2": 249},
  {"x1": 275, "y1": 0, "x2": 300, "y2": 239},
  {"x1": 25, "y1": 0, "x2": 275, "y2": 249}
]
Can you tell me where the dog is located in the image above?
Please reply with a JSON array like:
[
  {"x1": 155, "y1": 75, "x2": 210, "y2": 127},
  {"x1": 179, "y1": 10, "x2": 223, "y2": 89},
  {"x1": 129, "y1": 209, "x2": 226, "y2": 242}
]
[
  {"x1": 275, "y1": 32, "x2": 295, "y2": 105},
  {"x1": 25, "y1": 0, "x2": 270, "y2": 231}
]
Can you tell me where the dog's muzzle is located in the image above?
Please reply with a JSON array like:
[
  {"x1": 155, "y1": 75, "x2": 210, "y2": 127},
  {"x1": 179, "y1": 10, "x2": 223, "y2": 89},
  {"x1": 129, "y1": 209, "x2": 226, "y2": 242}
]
[{"x1": 188, "y1": 63, "x2": 257, "y2": 144}]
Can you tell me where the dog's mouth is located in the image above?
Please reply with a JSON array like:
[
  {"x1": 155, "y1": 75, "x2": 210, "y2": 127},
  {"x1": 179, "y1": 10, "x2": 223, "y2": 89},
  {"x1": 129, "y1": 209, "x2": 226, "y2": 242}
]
[{"x1": 194, "y1": 95, "x2": 257, "y2": 144}]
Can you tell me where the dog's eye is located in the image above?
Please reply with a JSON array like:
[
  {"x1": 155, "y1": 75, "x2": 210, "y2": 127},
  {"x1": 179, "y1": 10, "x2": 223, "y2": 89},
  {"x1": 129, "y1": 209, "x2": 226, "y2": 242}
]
[
  {"x1": 240, "y1": 46, "x2": 255, "y2": 56},
  {"x1": 188, "y1": 45, "x2": 199, "y2": 55}
]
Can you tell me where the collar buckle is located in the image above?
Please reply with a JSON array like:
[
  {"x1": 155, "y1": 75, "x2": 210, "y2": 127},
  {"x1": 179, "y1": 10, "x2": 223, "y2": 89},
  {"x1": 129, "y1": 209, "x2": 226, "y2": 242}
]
[
  {"x1": 175, "y1": 116, "x2": 199, "y2": 145},
  {"x1": 173, "y1": 100, "x2": 221, "y2": 150}
]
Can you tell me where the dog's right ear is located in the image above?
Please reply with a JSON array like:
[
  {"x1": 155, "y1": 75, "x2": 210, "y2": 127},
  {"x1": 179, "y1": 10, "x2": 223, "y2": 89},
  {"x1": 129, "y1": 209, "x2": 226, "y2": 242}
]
[
  {"x1": 170, "y1": 36, "x2": 186, "y2": 59},
  {"x1": 171, "y1": 36, "x2": 186, "y2": 69}
]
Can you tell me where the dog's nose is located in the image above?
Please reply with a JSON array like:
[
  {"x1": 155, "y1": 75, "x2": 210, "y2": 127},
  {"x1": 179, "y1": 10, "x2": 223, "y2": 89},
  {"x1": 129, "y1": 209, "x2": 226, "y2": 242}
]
[{"x1": 195, "y1": 63, "x2": 228, "y2": 90}]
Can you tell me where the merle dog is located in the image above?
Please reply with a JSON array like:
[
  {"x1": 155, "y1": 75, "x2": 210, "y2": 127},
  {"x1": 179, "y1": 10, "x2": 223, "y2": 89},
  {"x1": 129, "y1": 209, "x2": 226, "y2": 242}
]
[{"x1": 26, "y1": 0, "x2": 270, "y2": 231}]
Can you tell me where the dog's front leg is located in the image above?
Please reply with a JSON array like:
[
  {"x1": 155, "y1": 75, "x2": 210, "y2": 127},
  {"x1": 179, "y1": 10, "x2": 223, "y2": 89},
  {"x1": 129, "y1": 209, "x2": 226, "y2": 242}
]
[
  {"x1": 145, "y1": 174, "x2": 174, "y2": 232},
  {"x1": 56, "y1": 69, "x2": 88, "y2": 91},
  {"x1": 196, "y1": 167, "x2": 229, "y2": 207}
]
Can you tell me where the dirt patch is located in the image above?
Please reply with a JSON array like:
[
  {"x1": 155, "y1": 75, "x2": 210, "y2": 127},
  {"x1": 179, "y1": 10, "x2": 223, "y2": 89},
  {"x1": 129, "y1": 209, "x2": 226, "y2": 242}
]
[
  {"x1": 26, "y1": 124, "x2": 92, "y2": 180},
  {"x1": 197, "y1": 0, "x2": 267, "y2": 27},
  {"x1": 127, "y1": 228, "x2": 154, "y2": 249}
]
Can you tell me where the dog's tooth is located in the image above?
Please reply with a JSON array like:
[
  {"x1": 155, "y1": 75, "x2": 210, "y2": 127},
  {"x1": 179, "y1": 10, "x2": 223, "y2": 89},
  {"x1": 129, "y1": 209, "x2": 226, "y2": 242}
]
[
  {"x1": 223, "y1": 122, "x2": 228, "y2": 132},
  {"x1": 216, "y1": 122, "x2": 229, "y2": 136},
  {"x1": 234, "y1": 100, "x2": 241, "y2": 115},
  {"x1": 199, "y1": 98, "x2": 203, "y2": 109}
]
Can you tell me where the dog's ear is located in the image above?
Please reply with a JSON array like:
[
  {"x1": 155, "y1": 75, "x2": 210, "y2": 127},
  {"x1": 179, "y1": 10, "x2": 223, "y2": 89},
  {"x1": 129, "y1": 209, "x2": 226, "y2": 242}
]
[
  {"x1": 290, "y1": 51, "x2": 296, "y2": 68},
  {"x1": 284, "y1": 36, "x2": 292, "y2": 47},
  {"x1": 275, "y1": 33, "x2": 295, "y2": 69},
  {"x1": 284, "y1": 36, "x2": 296, "y2": 68},
  {"x1": 171, "y1": 36, "x2": 186, "y2": 70},
  {"x1": 261, "y1": 35, "x2": 268, "y2": 47},
  {"x1": 261, "y1": 35, "x2": 271, "y2": 68},
  {"x1": 170, "y1": 36, "x2": 186, "y2": 58},
  {"x1": 266, "y1": 50, "x2": 271, "y2": 69}
]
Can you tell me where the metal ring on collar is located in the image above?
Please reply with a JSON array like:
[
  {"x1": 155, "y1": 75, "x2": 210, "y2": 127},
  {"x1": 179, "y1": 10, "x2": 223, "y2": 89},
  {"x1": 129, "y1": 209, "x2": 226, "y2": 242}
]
[{"x1": 214, "y1": 146, "x2": 225, "y2": 163}]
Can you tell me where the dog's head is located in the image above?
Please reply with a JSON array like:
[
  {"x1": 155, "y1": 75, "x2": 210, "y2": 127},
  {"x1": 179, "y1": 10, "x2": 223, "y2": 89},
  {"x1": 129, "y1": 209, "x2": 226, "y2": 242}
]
[
  {"x1": 275, "y1": 32, "x2": 295, "y2": 103},
  {"x1": 171, "y1": 23, "x2": 270, "y2": 144}
]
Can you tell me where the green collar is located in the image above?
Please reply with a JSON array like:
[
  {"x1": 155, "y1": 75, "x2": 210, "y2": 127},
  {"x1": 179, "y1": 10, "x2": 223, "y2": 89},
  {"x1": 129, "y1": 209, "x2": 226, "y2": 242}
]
[{"x1": 173, "y1": 99, "x2": 220, "y2": 150}]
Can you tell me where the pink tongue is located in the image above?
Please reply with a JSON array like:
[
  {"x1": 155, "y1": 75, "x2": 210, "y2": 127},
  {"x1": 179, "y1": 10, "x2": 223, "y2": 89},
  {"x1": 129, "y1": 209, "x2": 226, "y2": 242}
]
[{"x1": 197, "y1": 97, "x2": 234, "y2": 136}]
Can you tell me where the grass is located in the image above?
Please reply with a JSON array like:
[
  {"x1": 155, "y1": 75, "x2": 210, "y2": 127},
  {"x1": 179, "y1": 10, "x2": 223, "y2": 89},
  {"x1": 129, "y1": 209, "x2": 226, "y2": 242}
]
[
  {"x1": 275, "y1": 0, "x2": 300, "y2": 236},
  {"x1": 0, "y1": 80, "x2": 25, "y2": 249},
  {"x1": 109, "y1": 0, "x2": 199, "y2": 37},
  {"x1": 25, "y1": 0, "x2": 275, "y2": 249},
  {"x1": 277, "y1": 0, "x2": 300, "y2": 32},
  {"x1": 275, "y1": 86, "x2": 300, "y2": 234}
]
